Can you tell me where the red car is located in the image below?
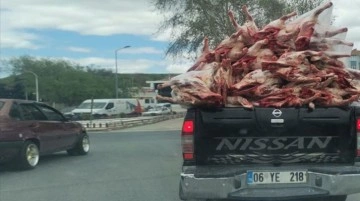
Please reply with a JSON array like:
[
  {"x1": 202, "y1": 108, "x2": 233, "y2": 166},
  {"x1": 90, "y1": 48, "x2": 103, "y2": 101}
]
[{"x1": 0, "y1": 99, "x2": 90, "y2": 169}]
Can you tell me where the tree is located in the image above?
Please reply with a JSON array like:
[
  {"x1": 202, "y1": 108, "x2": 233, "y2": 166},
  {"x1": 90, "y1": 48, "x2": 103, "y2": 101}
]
[
  {"x1": 153, "y1": 0, "x2": 323, "y2": 58},
  {"x1": 2, "y1": 56, "x2": 178, "y2": 106},
  {"x1": 5, "y1": 56, "x2": 116, "y2": 105},
  {"x1": 284, "y1": 0, "x2": 324, "y2": 15},
  {"x1": 0, "y1": 83, "x2": 11, "y2": 98},
  {"x1": 12, "y1": 77, "x2": 26, "y2": 99}
]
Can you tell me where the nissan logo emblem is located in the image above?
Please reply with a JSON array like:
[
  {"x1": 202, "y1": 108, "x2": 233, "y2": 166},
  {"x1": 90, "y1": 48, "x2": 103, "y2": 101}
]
[{"x1": 272, "y1": 109, "x2": 282, "y2": 118}]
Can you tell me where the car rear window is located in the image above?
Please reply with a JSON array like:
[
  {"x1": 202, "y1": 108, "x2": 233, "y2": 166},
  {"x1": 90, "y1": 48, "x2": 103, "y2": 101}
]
[{"x1": 0, "y1": 101, "x2": 4, "y2": 110}]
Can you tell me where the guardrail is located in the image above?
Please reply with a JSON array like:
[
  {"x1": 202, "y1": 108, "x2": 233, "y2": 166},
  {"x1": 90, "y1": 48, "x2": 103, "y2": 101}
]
[{"x1": 78, "y1": 112, "x2": 186, "y2": 131}]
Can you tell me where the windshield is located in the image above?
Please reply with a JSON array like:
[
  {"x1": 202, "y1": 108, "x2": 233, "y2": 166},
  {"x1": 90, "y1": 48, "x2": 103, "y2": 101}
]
[{"x1": 77, "y1": 102, "x2": 107, "y2": 109}]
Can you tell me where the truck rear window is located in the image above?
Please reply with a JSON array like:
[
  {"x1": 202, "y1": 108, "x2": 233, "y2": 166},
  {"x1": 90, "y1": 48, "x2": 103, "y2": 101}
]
[{"x1": 0, "y1": 101, "x2": 4, "y2": 110}]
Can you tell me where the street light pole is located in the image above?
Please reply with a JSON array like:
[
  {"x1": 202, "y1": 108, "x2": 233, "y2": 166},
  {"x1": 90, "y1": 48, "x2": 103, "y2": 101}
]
[
  {"x1": 115, "y1": 45, "x2": 131, "y2": 99},
  {"x1": 24, "y1": 71, "x2": 39, "y2": 102}
]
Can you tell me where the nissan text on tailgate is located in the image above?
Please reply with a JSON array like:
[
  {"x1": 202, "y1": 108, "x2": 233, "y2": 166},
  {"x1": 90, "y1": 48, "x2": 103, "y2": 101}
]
[{"x1": 179, "y1": 106, "x2": 360, "y2": 201}]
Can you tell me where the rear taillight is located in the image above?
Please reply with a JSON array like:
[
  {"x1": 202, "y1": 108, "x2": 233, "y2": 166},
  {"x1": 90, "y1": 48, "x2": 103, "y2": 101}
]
[
  {"x1": 182, "y1": 120, "x2": 194, "y2": 160},
  {"x1": 357, "y1": 119, "x2": 360, "y2": 156}
]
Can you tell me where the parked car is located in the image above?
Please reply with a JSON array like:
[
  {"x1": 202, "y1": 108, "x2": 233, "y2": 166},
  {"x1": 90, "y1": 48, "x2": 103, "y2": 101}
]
[
  {"x1": 155, "y1": 103, "x2": 173, "y2": 112},
  {"x1": 0, "y1": 99, "x2": 90, "y2": 170},
  {"x1": 142, "y1": 106, "x2": 172, "y2": 116}
]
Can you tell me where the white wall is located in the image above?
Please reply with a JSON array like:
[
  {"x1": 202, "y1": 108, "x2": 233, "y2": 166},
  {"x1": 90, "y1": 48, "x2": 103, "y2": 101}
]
[{"x1": 346, "y1": 56, "x2": 360, "y2": 70}]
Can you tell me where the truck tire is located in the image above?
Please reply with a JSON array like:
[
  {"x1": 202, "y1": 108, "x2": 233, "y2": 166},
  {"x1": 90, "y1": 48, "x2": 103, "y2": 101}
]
[
  {"x1": 304, "y1": 196, "x2": 347, "y2": 201},
  {"x1": 17, "y1": 141, "x2": 40, "y2": 170},
  {"x1": 67, "y1": 134, "x2": 90, "y2": 156},
  {"x1": 181, "y1": 197, "x2": 347, "y2": 201},
  {"x1": 327, "y1": 195, "x2": 347, "y2": 201},
  {"x1": 180, "y1": 199, "x2": 212, "y2": 201}
]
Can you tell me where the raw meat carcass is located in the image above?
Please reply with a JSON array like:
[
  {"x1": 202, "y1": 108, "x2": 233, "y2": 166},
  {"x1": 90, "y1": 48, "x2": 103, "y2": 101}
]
[
  {"x1": 226, "y1": 96, "x2": 253, "y2": 108},
  {"x1": 228, "y1": 6, "x2": 258, "y2": 45},
  {"x1": 313, "y1": 27, "x2": 348, "y2": 38},
  {"x1": 187, "y1": 37, "x2": 214, "y2": 72},
  {"x1": 158, "y1": 62, "x2": 223, "y2": 106},
  {"x1": 214, "y1": 29, "x2": 243, "y2": 62},
  {"x1": 293, "y1": 2, "x2": 334, "y2": 50},
  {"x1": 309, "y1": 38, "x2": 354, "y2": 52},
  {"x1": 256, "y1": 11, "x2": 297, "y2": 40},
  {"x1": 157, "y1": 1, "x2": 360, "y2": 109}
]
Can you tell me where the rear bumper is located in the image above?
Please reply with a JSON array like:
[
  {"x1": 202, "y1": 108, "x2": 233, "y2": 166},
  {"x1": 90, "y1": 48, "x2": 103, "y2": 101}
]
[
  {"x1": 180, "y1": 164, "x2": 360, "y2": 200},
  {"x1": 0, "y1": 141, "x2": 23, "y2": 163}
]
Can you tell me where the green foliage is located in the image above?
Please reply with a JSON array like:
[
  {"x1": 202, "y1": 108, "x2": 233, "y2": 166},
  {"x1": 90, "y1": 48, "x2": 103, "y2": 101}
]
[
  {"x1": 153, "y1": 0, "x2": 323, "y2": 57},
  {"x1": 283, "y1": 0, "x2": 324, "y2": 15},
  {"x1": 0, "y1": 56, "x2": 177, "y2": 106},
  {"x1": 0, "y1": 77, "x2": 28, "y2": 99}
]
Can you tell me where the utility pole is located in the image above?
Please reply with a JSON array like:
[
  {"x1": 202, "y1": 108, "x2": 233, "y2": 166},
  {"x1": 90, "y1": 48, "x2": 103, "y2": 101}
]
[
  {"x1": 24, "y1": 70, "x2": 39, "y2": 102},
  {"x1": 115, "y1": 45, "x2": 131, "y2": 98}
]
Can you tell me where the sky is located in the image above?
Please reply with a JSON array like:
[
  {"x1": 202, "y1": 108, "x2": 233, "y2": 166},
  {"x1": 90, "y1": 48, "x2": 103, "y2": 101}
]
[{"x1": 1, "y1": 0, "x2": 360, "y2": 78}]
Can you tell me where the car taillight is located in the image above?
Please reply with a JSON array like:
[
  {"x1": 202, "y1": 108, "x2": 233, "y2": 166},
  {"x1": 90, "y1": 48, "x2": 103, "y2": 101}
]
[
  {"x1": 357, "y1": 119, "x2": 360, "y2": 156},
  {"x1": 182, "y1": 120, "x2": 194, "y2": 160}
]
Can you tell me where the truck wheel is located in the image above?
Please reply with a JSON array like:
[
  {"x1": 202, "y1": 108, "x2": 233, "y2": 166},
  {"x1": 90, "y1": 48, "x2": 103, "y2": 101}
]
[
  {"x1": 17, "y1": 141, "x2": 40, "y2": 170},
  {"x1": 307, "y1": 196, "x2": 347, "y2": 201},
  {"x1": 67, "y1": 134, "x2": 90, "y2": 156},
  {"x1": 183, "y1": 200, "x2": 208, "y2": 201},
  {"x1": 327, "y1": 195, "x2": 347, "y2": 201}
]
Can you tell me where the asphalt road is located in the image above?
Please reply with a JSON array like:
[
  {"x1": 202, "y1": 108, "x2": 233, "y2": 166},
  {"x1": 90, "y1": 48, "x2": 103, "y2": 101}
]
[{"x1": 0, "y1": 118, "x2": 359, "y2": 201}]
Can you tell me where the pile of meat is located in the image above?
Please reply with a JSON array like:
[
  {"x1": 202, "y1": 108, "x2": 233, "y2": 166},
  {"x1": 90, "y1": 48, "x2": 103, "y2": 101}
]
[{"x1": 157, "y1": 2, "x2": 360, "y2": 109}]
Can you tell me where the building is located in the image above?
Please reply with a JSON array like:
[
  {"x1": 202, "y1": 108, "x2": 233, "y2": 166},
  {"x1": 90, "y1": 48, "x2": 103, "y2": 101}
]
[
  {"x1": 145, "y1": 79, "x2": 173, "y2": 103},
  {"x1": 131, "y1": 86, "x2": 157, "y2": 106},
  {"x1": 347, "y1": 49, "x2": 360, "y2": 70},
  {"x1": 132, "y1": 78, "x2": 173, "y2": 107}
]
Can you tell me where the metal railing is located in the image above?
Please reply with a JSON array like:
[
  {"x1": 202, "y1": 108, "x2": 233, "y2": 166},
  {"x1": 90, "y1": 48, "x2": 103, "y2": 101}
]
[{"x1": 78, "y1": 112, "x2": 186, "y2": 131}]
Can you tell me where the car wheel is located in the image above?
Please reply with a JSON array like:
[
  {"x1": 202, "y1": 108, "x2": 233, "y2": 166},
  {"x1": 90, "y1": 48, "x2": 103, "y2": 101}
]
[
  {"x1": 67, "y1": 134, "x2": 90, "y2": 156},
  {"x1": 17, "y1": 141, "x2": 40, "y2": 170}
]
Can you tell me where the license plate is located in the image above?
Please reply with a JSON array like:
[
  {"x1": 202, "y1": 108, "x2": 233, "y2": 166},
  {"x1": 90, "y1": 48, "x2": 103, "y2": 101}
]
[{"x1": 247, "y1": 171, "x2": 307, "y2": 184}]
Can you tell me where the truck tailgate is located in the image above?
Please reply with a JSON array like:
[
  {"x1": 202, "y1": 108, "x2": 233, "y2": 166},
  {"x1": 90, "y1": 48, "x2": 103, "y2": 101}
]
[{"x1": 194, "y1": 107, "x2": 356, "y2": 165}]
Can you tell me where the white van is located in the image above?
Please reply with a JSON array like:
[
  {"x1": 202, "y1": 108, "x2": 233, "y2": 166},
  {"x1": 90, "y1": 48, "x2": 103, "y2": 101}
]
[
  {"x1": 138, "y1": 97, "x2": 157, "y2": 110},
  {"x1": 71, "y1": 99, "x2": 141, "y2": 118}
]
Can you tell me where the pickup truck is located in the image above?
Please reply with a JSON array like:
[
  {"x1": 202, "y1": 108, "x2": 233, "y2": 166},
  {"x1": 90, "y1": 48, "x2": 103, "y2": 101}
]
[{"x1": 179, "y1": 106, "x2": 360, "y2": 201}]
